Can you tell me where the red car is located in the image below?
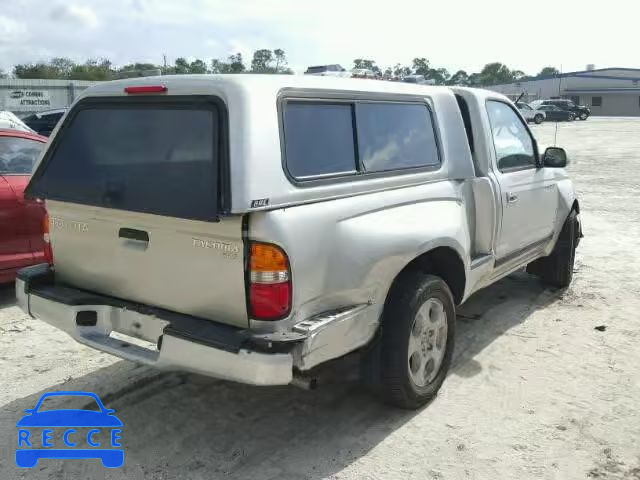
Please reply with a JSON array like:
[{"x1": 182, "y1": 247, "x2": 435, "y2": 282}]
[{"x1": 0, "y1": 129, "x2": 48, "y2": 283}]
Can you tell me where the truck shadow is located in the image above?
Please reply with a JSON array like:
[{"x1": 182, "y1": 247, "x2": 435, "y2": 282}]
[
  {"x1": 452, "y1": 270, "x2": 560, "y2": 378},
  {"x1": 0, "y1": 271, "x2": 564, "y2": 480}
]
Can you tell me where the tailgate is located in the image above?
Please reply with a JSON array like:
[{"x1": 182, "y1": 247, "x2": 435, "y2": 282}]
[{"x1": 27, "y1": 96, "x2": 249, "y2": 327}]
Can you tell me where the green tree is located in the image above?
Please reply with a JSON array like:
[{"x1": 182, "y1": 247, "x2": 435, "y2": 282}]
[
  {"x1": 274, "y1": 48, "x2": 287, "y2": 73},
  {"x1": 69, "y1": 58, "x2": 113, "y2": 80},
  {"x1": 14, "y1": 58, "x2": 69, "y2": 79},
  {"x1": 13, "y1": 57, "x2": 112, "y2": 79},
  {"x1": 172, "y1": 57, "x2": 190, "y2": 74},
  {"x1": 392, "y1": 63, "x2": 411, "y2": 77},
  {"x1": 411, "y1": 57, "x2": 430, "y2": 77},
  {"x1": 468, "y1": 72, "x2": 481, "y2": 86},
  {"x1": 448, "y1": 70, "x2": 470, "y2": 86},
  {"x1": 50, "y1": 57, "x2": 75, "y2": 77},
  {"x1": 251, "y1": 49, "x2": 275, "y2": 73},
  {"x1": 512, "y1": 70, "x2": 528, "y2": 81},
  {"x1": 209, "y1": 53, "x2": 247, "y2": 74},
  {"x1": 120, "y1": 62, "x2": 159, "y2": 73},
  {"x1": 228, "y1": 53, "x2": 246, "y2": 73},
  {"x1": 0, "y1": 69, "x2": 7, "y2": 79},
  {"x1": 427, "y1": 67, "x2": 450, "y2": 85},
  {"x1": 210, "y1": 59, "x2": 225, "y2": 74},
  {"x1": 537, "y1": 66, "x2": 560, "y2": 77},
  {"x1": 353, "y1": 58, "x2": 381, "y2": 75},
  {"x1": 189, "y1": 59, "x2": 208, "y2": 74},
  {"x1": 477, "y1": 62, "x2": 515, "y2": 86}
]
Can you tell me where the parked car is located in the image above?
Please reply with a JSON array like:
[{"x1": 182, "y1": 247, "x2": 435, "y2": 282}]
[
  {"x1": 531, "y1": 99, "x2": 590, "y2": 120},
  {"x1": 17, "y1": 76, "x2": 581, "y2": 409},
  {"x1": 304, "y1": 64, "x2": 350, "y2": 77},
  {"x1": 0, "y1": 129, "x2": 47, "y2": 283},
  {"x1": 402, "y1": 75, "x2": 435, "y2": 85},
  {"x1": 350, "y1": 68, "x2": 376, "y2": 78},
  {"x1": 1, "y1": 111, "x2": 36, "y2": 133},
  {"x1": 516, "y1": 102, "x2": 546, "y2": 124},
  {"x1": 20, "y1": 109, "x2": 67, "y2": 137},
  {"x1": 537, "y1": 105, "x2": 575, "y2": 122}
]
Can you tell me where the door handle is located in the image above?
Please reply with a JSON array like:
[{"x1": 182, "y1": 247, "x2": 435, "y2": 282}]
[
  {"x1": 119, "y1": 228, "x2": 149, "y2": 242},
  {"x1": 506, "y1": 192, "x2": 518, "y2": 204}
]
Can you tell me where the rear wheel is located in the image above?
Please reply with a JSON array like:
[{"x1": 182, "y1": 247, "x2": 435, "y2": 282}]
[
  {"x1": 368, "y1": 272, "x2": 456, "y2": 409},
  {"x1": 534, "y1": 114, "x2": 544, "y2": 124},
  {"x1": 567, "y1": 113, "x2": 575, "y2": 121}
]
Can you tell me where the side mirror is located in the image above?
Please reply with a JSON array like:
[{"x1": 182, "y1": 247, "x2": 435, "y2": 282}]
[{"x1": 542, "y1": 147, "x2": 568, "y2": 168}]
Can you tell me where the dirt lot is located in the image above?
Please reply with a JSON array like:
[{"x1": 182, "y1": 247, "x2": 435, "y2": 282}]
[{"x1": 1, "y1": 117, "x2": 639, "y2": 480}]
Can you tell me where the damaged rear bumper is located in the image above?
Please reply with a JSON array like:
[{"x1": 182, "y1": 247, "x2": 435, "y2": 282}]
[{"x1": 16, "y1": 264, "x2": 378, "y2": 386}]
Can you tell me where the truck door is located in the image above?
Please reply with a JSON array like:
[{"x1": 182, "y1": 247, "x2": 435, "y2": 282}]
[{"x1": 485, "y1": 100, "x2": 558, "y2": 260}]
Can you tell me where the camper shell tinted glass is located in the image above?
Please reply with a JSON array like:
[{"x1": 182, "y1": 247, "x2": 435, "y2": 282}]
[
  {"x1": 282, "y1": 98, "x2": 440, "y2": 182},
  {"x1": 27, "y1": 97, "x2": 225, "y2": 221}
]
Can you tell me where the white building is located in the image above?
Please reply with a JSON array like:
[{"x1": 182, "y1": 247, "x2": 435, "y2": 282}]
[{"x1": 488, "y1": 67, "x2": 640, "y2": 117}]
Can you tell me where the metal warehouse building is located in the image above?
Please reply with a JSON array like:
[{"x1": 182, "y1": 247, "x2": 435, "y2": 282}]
[
  {"x1": 0, "y1": 78, "x2": 98, "y2": 115},
  {"x1": 488, "y1": 67, "x2": 640, "y2": 116}
]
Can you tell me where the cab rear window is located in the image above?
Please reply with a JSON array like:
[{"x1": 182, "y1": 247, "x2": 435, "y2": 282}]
[{"x1": 28, "y1": 101, "x2": 220, "y2": 221}]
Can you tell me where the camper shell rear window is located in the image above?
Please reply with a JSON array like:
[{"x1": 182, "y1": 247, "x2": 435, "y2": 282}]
[{"x1": 27, "y1": 96, "x2": 226, "y2": 222}]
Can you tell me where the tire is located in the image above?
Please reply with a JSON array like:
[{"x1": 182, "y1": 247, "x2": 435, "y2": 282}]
[
  {"x1": 567, "y1": 113, "x2": 575, "y2": 121},
  {"x1": 369, "y1": 272, "x2": 456, "y2": 409},
  {"x1": 579, "y1": 112, "x2": 588, "y2": 120},
  {"x1": 527, "y1": 211, "x2": 577, "y2": 288},
  {"x1": 534, "y1": 114, "x2": 544, "y2": 124}
]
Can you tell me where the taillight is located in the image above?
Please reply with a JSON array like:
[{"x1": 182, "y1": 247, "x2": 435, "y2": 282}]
[
  {"x1": 248, "y1": 242, "x2": 291, "y2": 320},
  {"x1": 43, "y1": 213, "x2": 53, "y2": 265}
]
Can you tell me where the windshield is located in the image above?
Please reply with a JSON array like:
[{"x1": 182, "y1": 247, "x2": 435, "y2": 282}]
[
  {"x1": 0, "y1": 136, "x2": 44, "y2": 174},
  {"x1": 28, "y1": 101, "x2": 221, "y2": 221}
]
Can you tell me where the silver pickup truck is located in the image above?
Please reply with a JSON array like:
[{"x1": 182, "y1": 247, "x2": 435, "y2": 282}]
[{"x1": 17, "y1": 75, "x2": 581, "y2": 409}]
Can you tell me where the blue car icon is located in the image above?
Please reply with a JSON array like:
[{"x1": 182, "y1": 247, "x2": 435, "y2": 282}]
[{"x1": 16, "y1": 391, "x2": 123, "y2": 468}]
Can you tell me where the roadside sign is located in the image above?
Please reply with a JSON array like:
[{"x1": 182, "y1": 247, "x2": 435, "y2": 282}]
[{"x1": 2, "y1": 90, "x2": 51, "y2": 108}]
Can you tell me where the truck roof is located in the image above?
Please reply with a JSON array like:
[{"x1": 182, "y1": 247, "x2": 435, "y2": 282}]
[{"x1": 78, "y1": 74, "x2": 497, "y2": 99}]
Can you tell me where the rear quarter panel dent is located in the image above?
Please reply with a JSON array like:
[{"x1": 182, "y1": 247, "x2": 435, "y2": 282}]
[{"x1": 249, "y1": 180, "x2": 471, "y2": 330}]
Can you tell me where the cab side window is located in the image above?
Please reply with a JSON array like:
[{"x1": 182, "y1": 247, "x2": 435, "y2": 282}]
[{"x1": 486, "y1": 101, "x2": 536, "y2": 171}]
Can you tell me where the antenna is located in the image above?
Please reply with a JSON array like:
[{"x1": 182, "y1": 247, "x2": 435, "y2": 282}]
[{"x1": 554, "y1": 64, "x2": 562, "y2": 146}]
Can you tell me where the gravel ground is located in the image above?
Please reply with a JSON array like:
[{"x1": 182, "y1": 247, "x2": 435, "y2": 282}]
[{"x1": 1, "y1": 117, "x2": 639, "y2": 479}]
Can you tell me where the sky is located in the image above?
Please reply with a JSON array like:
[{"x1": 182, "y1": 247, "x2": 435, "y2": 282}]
[{"x1": 0, "y1": 0, "x2": 638, "y2": 76}]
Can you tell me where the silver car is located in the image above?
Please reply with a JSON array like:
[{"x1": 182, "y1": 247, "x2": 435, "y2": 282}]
[{"x1": 516, "y1": 102, "x2": 546, "y2": 124}]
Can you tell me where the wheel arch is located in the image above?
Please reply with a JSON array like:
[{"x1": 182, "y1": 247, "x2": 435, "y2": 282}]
[
  {"x1": 387, "y1": 246, "x2": 467, "y2": 306},
  {"x1": 571, "y1": 199, "x2": 580, "y2": 214}
]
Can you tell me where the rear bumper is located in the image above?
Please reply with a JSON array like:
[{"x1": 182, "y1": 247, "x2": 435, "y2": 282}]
[{"x1": 16, "y1": 265, "x2": 293, "y2": 386}]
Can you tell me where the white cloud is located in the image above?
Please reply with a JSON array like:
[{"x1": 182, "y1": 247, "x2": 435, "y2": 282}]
[
  {"x1": 50, "y1": 4, "x2": 99, "y2": 29},
  {"x1": 0, "y1": 15, "x2": 27, "y2": 44},
  {"x1": 1, "y1": 0, "x2": 639, "y2": 75},
  {"x1": 205, "y1": 38, "x2": 220, "y2": 49}
]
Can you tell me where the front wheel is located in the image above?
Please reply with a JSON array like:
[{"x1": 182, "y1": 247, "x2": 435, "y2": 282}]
[
  {"x1": 534, "y1": 114, "x2": 544, "y2": 124},
  {"x1": 579, "y1": 112, "x2": 588, "y2": 120},
  {"x1": 527, "y1": 211, "x2": 578, "y2": 288},
  {"x1": 373, "y1": 273, "x2": 456, "y2": 409}
]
